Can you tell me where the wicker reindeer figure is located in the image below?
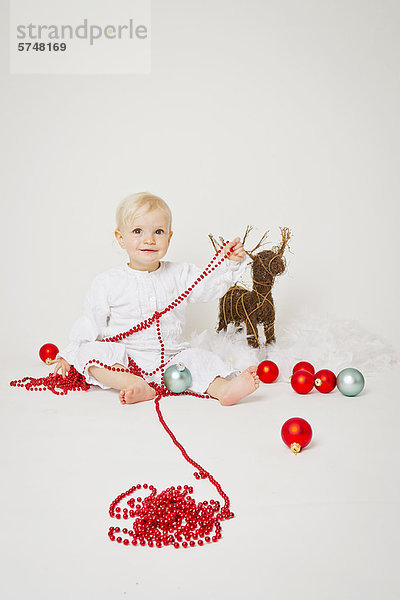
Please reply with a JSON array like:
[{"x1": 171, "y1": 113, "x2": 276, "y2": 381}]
[{"x1": 210, "y1": 227, "x2": 291, "y2": 348}]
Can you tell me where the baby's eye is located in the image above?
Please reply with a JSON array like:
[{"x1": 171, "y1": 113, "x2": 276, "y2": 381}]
[
  {"x1": 132, "y1": 228, "x2": 142, "y2": 234},
  {"x1": 155, "y1": 229, "x2": 165, "y2": 235}
]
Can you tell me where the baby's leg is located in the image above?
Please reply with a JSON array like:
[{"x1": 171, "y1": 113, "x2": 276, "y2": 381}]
[
  {"x1": 164, "y1": 348, "x2": 259, "y2": 405},
  {"x1": 206, "y1": 367, "x2": 260, "y2": 406},
  {"x1": 88, "y1": 364, "x2": 156, "y2": 405}
]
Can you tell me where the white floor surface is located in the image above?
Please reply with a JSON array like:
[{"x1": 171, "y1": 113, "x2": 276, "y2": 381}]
[{"x1": 1, "y1": 358, "x2": 399, "y2": 600}]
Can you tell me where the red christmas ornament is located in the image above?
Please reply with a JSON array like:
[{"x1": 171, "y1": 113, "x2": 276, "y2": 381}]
[
  {"x1": 290, "y1": 370, "x2": 314, "y2": 394},
  {"x1": 257, "y1": 360, "x2": 279, "y2": 383},
  {"x1": 281, "y1": 417, "x2": 313, "y2": 454},
  {"x1": 293, "y1": 361, "x2": 315, "y2": 375},
  {"x1": 39, "y1": 343, "x2": 59, "y2": 365},
  {"x1": 314, "y1": 369, "x2": 336, "y2": 393}
]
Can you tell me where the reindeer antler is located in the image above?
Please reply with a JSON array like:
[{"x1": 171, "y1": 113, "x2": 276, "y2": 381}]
[
  {"x1": 208, "y1": 233, "x2": 222, "y2": 252},
  {"x1": 272, "y1": 227, "x2": 291, "y2": 256},
  {"x1": 242, "y1": 225, "x2": 253, "y2": 247},
  {"x1": 210, "y1": 226, "x2": 272, "y2": 258},
  {"x1": 249, "y1": 230, "x2": 269, "y2": 255}
]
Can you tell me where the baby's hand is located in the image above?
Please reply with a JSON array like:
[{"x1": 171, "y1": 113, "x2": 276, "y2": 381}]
[
  {"x1": 49, "y1": 357, "x2": 71, "y2": 378},
  {"x1": 224, "y1": 237, "x2": 246, "y2": 262}
]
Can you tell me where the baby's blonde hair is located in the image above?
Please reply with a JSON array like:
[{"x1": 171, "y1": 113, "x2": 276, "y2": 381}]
[{"x1": 116, "y1": 192, "x2": 172, "y2": 232}]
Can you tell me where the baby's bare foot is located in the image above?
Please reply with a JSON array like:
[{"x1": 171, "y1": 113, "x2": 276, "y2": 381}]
[
  {"x1": 119, "y1": 380, "x2": 156, "y2": 405},
  {"x1": 219, "y1": 366, "x2": 260, "y2": 406}
]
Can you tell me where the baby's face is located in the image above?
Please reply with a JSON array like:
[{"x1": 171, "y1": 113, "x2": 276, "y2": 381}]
[{"x1": 116, "y1": 208, "x2": 173, "y2": 271}]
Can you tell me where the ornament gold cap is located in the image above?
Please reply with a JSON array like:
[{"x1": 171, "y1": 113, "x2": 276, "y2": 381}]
[
  {"x1": 45, "y1": 358, "x2": 52, "y2": 365},
  {"x1": 290, "y1": 442, "x2": 301, "y2": 454}
]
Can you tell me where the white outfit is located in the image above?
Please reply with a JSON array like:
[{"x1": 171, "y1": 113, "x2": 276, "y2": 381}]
[{"x1": 58, "y1": 258, "x2": 248, "y2": 393}]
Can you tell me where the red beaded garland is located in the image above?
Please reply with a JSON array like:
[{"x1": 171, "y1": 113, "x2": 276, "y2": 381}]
[
  {"x1": 108, "y1": 479, "x2": 232, "y2": 548},
  {"x1": 11, "y1": 242, "x2": 235, "y2": 549},
  {"x1": 9, "y1": 365, "x2": 90, "y2": 395}
]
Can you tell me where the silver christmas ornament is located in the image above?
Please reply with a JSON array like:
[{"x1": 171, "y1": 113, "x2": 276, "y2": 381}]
[
  {"x1": 336, "y1": 368, "x2": 365, "y2": 397},
  {"x1": 163, "y1": 362, "x2": 192, "y2": 394}
]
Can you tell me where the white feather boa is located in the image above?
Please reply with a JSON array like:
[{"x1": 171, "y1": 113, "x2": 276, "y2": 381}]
[{"x1": 187, "y1": 314, "x2": 398, "y2": 381}]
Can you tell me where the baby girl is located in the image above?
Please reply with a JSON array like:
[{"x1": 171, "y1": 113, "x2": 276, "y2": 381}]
[{"x1": 51, "y1": 193, "x2": 260, "y2": 405}]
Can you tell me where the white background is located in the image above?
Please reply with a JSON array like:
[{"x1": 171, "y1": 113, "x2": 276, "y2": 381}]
[
  {"x1": 1, "y1": 1, "x2": 399, "y2": 599},
  {"x1": 1, "y1": 0, "x2": 399, "y2": 360}
]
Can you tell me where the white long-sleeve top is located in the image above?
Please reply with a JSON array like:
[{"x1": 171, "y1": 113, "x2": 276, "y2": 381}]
[{"x1": 58, "y1": 258, "x2": 249, "y2": 366}]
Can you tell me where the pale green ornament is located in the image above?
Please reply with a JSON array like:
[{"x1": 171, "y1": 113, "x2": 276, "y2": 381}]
[
  {"x1": 337, "y1": 368, "x2": 365, "y2": 397},
  {"x1": 163, "y1": 362, "x2": 192, "y2": 394}
]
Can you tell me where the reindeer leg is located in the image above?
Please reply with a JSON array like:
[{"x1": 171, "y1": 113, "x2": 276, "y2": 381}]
[
  {"x1": 234, "y1": 321, "x2": 244, "y2": 333},
  {"x1": 216, "y1": 316, "x2": 227, "y2": 333},
  {"x1": 245, "y1": 316, "x2": 260, "y2": 348},
  {"x1": 263, "y1": 321, "x2": 275, "y2": 344},
  {"x1": 216, "y1": 296, "x2": 229, "y2": 333}
]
